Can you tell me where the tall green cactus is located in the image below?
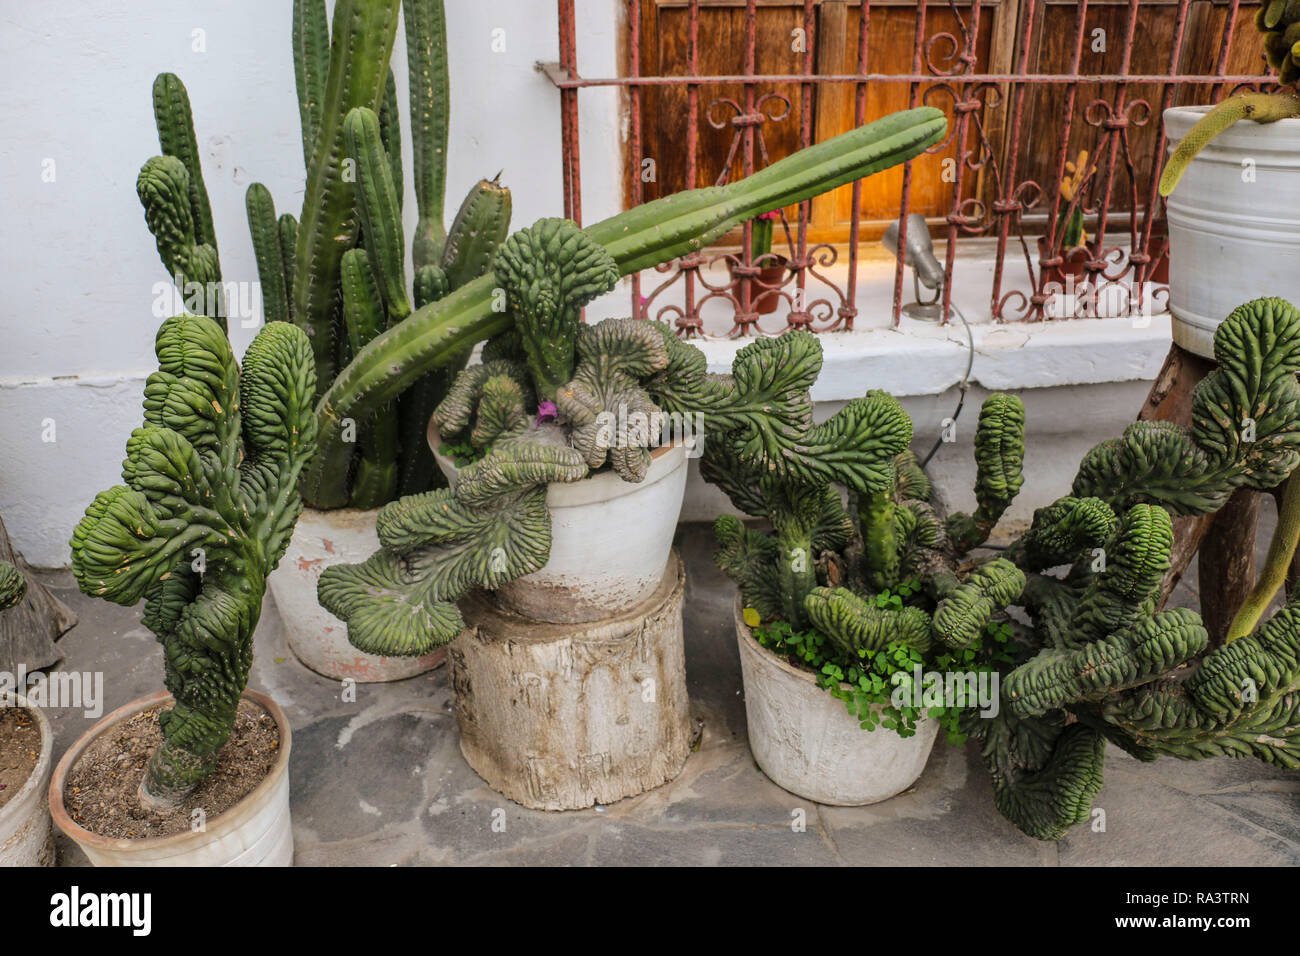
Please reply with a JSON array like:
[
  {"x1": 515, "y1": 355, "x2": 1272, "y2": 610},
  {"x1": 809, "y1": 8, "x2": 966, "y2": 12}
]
[
  {"x1": 303, "y1": 107, "x2": 949, "y2": 508},
  {"x1": 69, "y1": 315, "x2": 317, "y2": 805},
  {"x1": 976, "y1": 297, "x2": 1300, "y2": 841}
]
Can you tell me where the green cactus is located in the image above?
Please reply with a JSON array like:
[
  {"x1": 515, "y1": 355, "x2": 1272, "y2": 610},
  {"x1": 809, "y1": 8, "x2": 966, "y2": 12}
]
[
  {"x1": 706, "y1": 380, "x2": 1027, "y2": 738},
  {"x1": 303, "y1": 106, "x2": 949, "y2": 508},
  {"x1": 974, "y1": 297, "x2": 1300, "y2": 841},
  {"x1": 1159, "y1": 7, "x2": 1300, "y2": 196},
  {"x1": 0, "y1": 562, "x2": 26, "y2": 612},
  {"x1": 69, "y1": 315, "x2": 317, "y2": 805}
]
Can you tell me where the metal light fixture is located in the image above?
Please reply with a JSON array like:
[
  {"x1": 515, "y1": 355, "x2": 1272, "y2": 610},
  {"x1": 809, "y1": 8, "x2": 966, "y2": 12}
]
[{"x1": 882, "y1": 213, "x2": 945, "y2": 321}]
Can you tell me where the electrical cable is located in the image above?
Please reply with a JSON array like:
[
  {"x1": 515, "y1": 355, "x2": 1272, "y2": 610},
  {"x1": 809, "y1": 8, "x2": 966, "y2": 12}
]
[{"x1": 919, "y1": 300, "x2": 975, "y2": 469}]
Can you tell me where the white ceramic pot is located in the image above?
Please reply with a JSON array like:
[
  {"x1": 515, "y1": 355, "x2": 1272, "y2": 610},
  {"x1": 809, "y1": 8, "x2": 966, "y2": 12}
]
[
  {"x1": 1164, "y1": 105, "x2": 1300, "y2": 358},
  {"x1": 734, "y1": 597, "x2": 938, "y2": 805},
  {"x1": 269, "y1": 507, "x2": 444, "y2": 681},
  {"x1": 429, "y1": 422, "x2": 689, "y2": 624},
  {"x1": 49, "y1": 690, "x2": 293, "y2": 867},
  {"x1": 0, "y1": 692, "x2": 54, "y2": 866}
]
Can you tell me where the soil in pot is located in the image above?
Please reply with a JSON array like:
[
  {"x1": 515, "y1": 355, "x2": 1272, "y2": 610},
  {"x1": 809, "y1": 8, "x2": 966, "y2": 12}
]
[
  {"x1": 0, "y1": 706, "x2": 40, "y2": 811},
  {"x1": 62, "y1": 699, "x2": 279, "y2": 840}
]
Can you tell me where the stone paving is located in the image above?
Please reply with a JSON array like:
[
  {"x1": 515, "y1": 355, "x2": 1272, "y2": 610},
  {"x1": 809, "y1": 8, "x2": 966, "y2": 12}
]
[{"x1": 34, "y1": 523, "x2": 1300, "y2": 866}]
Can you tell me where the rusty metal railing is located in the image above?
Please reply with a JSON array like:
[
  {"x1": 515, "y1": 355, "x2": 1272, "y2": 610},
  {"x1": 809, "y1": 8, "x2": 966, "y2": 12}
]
[{"x1": 542, "y1": 0, "x2": 1272, "y2": 334}]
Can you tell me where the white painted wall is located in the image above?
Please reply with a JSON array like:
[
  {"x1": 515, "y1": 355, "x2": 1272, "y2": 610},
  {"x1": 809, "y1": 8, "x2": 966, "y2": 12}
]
[
  {"x1": 0, "y1": 0, "x2": 1163, "y2": 566},
  {"x1": 0, "y1": 0, "x2": 622, "y2": 565}
]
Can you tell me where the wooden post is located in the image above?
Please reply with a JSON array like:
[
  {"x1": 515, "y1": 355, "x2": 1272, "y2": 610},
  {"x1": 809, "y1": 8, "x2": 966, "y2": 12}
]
[{"x1": 449, "y1": 553, "x2": 691, "y2": 810}]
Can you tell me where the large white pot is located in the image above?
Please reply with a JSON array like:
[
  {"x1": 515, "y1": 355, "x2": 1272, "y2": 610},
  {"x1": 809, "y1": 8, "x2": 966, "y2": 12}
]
[
  {"x1": 50, "y1": 690, "x2": 293, "y2": 867},
  {"x1": 0, "y1": 692, "x2": 54, "y2": 866},
  {"x1": 269, "y1": 507, "x2": 444, "y2": 681},
  {"x1": 1164, "y1": 105, "x2": 1300, "y2": 358},
  {"x1": 429, "y1": 423, "x2": 688, "y2": 624},
  {"x1": 734, "y1": 597, "x2": 938, "y2": 805}
]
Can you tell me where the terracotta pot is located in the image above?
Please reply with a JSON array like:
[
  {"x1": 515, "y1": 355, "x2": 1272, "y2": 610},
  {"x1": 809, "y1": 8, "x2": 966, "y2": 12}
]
[
  {"x1": 50, "y1": 689, "x2": 293, "y2": 867},
  {"x1": 1036, "y1": 235, "x2": 1094, "y2": 290},
  {"x1": 428, "y1": 422, "x2": 688, "y2": 624},
  {"x1": 734, "y1": 596, "x2": 938, "y2": 805},
  {"x1": 269, "y1": 507, "x2": 445, "y2": 681},
  {"x1": 0, "y1": 692, "x2": 54, "y2": 866},
  {"x1": 729, "y1": 256, "x2": 790, "y2": 315}
]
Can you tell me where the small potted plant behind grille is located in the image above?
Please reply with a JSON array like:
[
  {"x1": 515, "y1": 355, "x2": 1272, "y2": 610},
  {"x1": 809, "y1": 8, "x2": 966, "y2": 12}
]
[
  {"x1": 53, "y1": 316, "x2": 316, "y2": 866},
  {"x1": 1159, "y1": 4, "x2": 1300, "y2": 356},
  {"x1": 704, "y1": 370, "x2": 1028, "y2": 805},
  {"x1": 0, "y1": 564, "x2": 56, "y2": 866},
  {"x1": 728, "y1": 210, "x2": 788, "y2": 315},
  {"x1": 316, "y1": 107, "x2": 951, "y2": 810},
  {"x1": 1038, "y1": 150, "x2": 1096, "y2": 292}
]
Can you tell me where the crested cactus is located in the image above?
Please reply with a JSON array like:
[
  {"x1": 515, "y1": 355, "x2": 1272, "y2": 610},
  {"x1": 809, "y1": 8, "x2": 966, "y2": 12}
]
[
  {"x1": 69, "y1": 315, "x2": 317, "y2": 806},
  {"x1": 706, "y1": 374, "x2": 1028, "y2": 728},
  {"x1": 974, "y1": 297, "x2": 1300, "y2": 841}
]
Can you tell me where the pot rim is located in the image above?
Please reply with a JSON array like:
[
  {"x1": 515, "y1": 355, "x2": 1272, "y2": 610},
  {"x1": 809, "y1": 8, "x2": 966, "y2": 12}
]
[
  {"x1": 47, "y1": 688, "x2": 291, "y2": 853},
  {"x1": 0, "y1": 691, "x2": 54, "y2": 822},
  {"x1": 428, "y1": 420, "x2": 688, "y2": 507}
]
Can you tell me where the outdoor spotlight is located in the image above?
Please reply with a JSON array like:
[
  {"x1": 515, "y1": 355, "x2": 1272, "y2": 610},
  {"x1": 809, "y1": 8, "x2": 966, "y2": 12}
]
[{"x1": 881, "y1": 213, "x2": 945, "y2": 321}]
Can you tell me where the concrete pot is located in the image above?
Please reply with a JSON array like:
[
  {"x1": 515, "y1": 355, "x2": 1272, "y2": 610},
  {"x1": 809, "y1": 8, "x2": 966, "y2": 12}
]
[
  {"x1": 49, "y1": 690, "x2": 293, "y2": 867},
  {"x1": 734, "y1": 597, "x2": 938, "y2": 805},
  {"x1": 1164, "y1": 105, "x2": 1300, "y2": 358},
  {"x1": 429, "y1": 422, "x2": 689, "y2": 624},
  {"x1": 269, "y1": 507, "x2": 444, "y2": 681},
  {"x1": 0, "y1": 692, "x2": 54, "y2": 866}
]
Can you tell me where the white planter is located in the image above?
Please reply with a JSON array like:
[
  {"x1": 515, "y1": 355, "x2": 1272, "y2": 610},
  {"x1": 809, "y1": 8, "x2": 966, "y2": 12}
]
[
  {"x1": 0, "y1": 692, "x2": 54, "y2": 866},
  {"x1": 429, "y1": 422, "x2": 689, "y2": 624},
  {"x1": 269, "y1": 507, "x2": 444, "y2": 681},
  {"x1": 50, "y1": 690, "x2": 293, "y2": 866},
  {"x1": 1164, "y1": 105, "x2": 1300, "y2": 358},
  {"x1": 734, "y1": 597, "x2": 938, "y2": 805}
]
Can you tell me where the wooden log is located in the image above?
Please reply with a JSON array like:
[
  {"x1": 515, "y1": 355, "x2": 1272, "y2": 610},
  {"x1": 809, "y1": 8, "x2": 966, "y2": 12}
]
[
  {"x1": 449, "y1": 552, "x2": 691, "y2": 810},
  {"x1": 1198, "y1": 486, "x2": 1260, "y2": 646},
  {"x1": 0, "y1": 514, "x2": 76, "y2": 673}
]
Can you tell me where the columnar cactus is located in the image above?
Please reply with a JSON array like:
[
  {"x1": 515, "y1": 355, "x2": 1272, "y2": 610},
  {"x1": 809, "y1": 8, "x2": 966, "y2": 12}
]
[
  {"x1": 302, "y1": 106, "x2": 949, "y2": 508},
  {"x1": 977, "y1": 297, "x2": 1300, "y2": 840},
  {"x1": 69, "y1": 315, "x2": 317, "y2": 806},
  {"x1": 135, "y1": 0, "x2": 508, "y2": 509}
]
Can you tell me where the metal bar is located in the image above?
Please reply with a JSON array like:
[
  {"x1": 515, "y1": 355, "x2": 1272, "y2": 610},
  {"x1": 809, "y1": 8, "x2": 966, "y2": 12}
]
[
  {"x1": 892, "y1": 0, "x2": 927, "y2": 327},
  {"x1": 628, "y1": 0, "x2": 643, "y2": 314},
  {"x1": 843, "y1": 0, "x2": 870, "y2": 332},
  {"x1": 538, "y1": 69, "x2": 1264, "y2": 88},
  {"x1": 557, "y1": 0, "x2": 581, "y2": 224}
]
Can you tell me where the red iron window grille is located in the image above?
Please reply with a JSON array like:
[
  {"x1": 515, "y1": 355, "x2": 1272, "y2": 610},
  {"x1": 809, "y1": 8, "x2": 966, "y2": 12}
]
[{"x1": 542, "y1": 0, "x2": 1273, "y2": 334}]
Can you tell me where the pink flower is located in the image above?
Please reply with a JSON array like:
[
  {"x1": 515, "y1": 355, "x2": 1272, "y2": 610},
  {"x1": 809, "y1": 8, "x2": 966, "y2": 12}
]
[
  {"x1": 758, "y1": 210, "x2": 781, "y2": 221},
  {"x1": 536, "y1": 401, "x2": 558, "y2": 424}
]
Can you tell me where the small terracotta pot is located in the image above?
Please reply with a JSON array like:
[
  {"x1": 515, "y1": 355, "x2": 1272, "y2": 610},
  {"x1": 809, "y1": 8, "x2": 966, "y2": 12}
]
[
  {"x1": 0, "y1": 693, "x2": 54, "y2": 866},
  {"x1": 1036, "y1": 235, "x2": 1094, "y2": 289},
  {"x1": 49, "y1": 689, "x2": 294, "y2": 867},
  {"x1": 729, "y1": 256, "x2": 790, "y2": 315}
]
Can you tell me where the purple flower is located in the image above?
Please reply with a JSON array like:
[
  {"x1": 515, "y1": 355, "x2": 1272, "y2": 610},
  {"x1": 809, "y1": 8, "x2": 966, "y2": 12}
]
[{"x1": 536, "y1": 401, "x2": 559, "y2": 424}]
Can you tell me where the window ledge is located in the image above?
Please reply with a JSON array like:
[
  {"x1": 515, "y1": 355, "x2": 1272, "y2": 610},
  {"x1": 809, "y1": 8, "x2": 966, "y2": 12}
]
[{"x1": 689, "y1": 313, "x2": 1171, "y2": 401}]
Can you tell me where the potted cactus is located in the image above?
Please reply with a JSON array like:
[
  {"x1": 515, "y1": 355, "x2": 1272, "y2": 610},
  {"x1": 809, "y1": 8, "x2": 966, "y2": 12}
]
[
  {"x1": 726, "y1": 210, "x2": 788, "y2": 315},
  {"x1": 0, "y1": 563, "x2": 56, "y2": 866},
  {"x1": 703, "y1": 346, "x2": 1027, "y2": 804},
  {"x1": 52, "y1": 316, "x2": 315, "y2": 866},
  {"x1": 1159, "y1": 7, "x2": 1300, "y2": 357},
  {"x1": 313, "y1": 105, "x2": 950, "y2": 808},
  {"x1": 970, "y1": 297, "x2": 1300, "y2": 840},
  {"x1": 130, "y1": 0, "x2": 506, "y2": 680}
]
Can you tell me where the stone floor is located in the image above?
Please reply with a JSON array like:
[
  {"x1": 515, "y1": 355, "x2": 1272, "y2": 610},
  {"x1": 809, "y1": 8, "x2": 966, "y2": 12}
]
[{"x1": 34, "y1": 522, "x2": 1300, "y2": 867}]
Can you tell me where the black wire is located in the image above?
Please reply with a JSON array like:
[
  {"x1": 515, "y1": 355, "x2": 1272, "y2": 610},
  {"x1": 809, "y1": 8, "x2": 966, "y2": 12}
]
[{"x1": 920, "y1": 300, "x2": 976, "y2": 469}]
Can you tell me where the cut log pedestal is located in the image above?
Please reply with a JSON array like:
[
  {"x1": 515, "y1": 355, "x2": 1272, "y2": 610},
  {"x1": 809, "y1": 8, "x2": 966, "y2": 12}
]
[{"x1": 450, "y1": 552, "x2": 692, "y2": 811}]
